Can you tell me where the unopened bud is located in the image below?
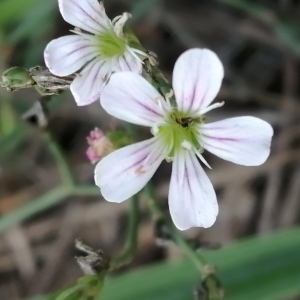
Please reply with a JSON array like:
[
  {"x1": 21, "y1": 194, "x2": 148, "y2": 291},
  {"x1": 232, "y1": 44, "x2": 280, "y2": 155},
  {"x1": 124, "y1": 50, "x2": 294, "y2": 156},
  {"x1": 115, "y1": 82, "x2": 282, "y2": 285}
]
[
  {"x1": 86, "y1": 128, "x2": 114, "y2": 164},
  {"x1": 1, "y1": 67, "x2": 35, "y2": 91}
]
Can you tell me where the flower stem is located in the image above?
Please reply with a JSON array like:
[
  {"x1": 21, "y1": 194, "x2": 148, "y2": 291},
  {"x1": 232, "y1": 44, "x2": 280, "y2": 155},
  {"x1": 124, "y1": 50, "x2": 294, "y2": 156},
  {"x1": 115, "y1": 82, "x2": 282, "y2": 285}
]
[
  {"x1": 43, "y1": 131, "x2": 74, "y2": 186},
  {"x1": 72, "y1": 185, "x2": 101, "y2": 197},
  {"x1": 144, "y1": 183, "x2": 224, "y2": 299},
  {"x1": 111, "y1": 194, "x2": 140, "y2": 269},
  {"x1": 144, "y1": 184, "x2": 206, "y2": 271}
]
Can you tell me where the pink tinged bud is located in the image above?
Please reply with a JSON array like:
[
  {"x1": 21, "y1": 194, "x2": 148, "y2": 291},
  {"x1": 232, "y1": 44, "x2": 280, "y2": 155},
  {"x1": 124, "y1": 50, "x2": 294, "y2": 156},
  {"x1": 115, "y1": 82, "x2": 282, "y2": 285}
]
[
  {"x1": 86, "y1": 128, "x2": 114, "y2": 164},
  {"x1": 87, "y1": 127, "x2": 104, "y2": 142}
]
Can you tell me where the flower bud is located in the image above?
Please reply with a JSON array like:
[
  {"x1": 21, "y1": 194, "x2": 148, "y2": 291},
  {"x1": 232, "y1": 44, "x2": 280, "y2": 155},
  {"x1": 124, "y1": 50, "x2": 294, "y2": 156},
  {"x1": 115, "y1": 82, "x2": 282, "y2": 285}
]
[
  {"x1": 1, "y1": 67, "x2": 35, "y2": 91},
  {"x1": 86, "y1": 128, "x2": 114, "y2": 164}
]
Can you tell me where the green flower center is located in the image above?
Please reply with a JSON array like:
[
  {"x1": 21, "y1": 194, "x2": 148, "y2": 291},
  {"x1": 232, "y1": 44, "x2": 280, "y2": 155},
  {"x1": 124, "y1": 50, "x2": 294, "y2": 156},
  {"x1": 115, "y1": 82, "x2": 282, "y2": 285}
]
[
  {"x1": 157, "y1": 110, "x2": 205, "y2": 157},
  {"x1": 98, "y1": 30, "x2": 126, "y2": 58}
]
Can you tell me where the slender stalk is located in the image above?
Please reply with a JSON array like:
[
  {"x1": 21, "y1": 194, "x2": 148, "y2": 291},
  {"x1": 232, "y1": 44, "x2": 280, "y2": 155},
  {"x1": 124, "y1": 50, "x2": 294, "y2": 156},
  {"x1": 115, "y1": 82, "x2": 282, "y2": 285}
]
[
  {"x1": 144, "y1": 184, "x2": 206, "y2": 272},
  {"x1": 144, "y1": 183, "x2": 224, "y2": 299},
  {"x1": 73, "y1": 185, "x2": 101, "y2": 197},
  {"x1": 111, "y1": 195, "x2": 140, "y2": 269},
  {"x1": 43, "y1": 131, "x2": 74, "y2": 186}
]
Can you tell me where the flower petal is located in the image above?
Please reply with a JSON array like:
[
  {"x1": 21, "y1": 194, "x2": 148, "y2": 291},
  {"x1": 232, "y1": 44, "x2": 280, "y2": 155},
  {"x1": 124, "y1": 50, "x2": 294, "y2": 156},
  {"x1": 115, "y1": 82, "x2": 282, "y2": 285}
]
[
  {"x1": 44, "y1": 35, "x2": 99, "y2": 76},
  {"x1": 58, "y1": 0, "x2": 111, "y2": 34},
  {"x1": 199, "y1": 116, "x2": 273, "y2": 166},
  {"x1": 172, "y1": 48, "x2": 224, "y2": 114},
  {"x1": 116, "y1": 47, "x2": 143, "y2": 73},
  {"x1": 70, "y1": 59, "x2": 106, "y2": 106},
  {"x1": 95, "y1": 138, "x2": 167, "y2": 202},
  {"x1": 169, "y1": 150, "x2": 218, "y2": 230},
  {"x1": 101, "y1": 72, "x2": 164, "y2": 127}
]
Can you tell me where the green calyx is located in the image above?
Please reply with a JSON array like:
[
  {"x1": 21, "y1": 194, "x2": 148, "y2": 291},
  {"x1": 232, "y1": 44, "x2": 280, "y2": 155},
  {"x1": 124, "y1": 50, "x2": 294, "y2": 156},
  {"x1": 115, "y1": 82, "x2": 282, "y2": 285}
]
[
  {"x1": 157, "y1": 110, "x2": 205, "y2": 157},
  {"x1": 98, "y1": 30, "x2": 126, "y2": 58},
  {"x1": 1, "y1": 67, "x2": 35, "y2": 90},
  {"x1": 123, "y1": 26, "x2": 146, "y2": 53}
]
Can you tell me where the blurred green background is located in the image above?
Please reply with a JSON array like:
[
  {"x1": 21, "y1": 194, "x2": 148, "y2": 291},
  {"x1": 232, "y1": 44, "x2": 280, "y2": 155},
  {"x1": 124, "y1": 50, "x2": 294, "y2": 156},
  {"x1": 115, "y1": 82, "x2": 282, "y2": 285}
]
[{"x1": 1, "y1": 0, "x2": 300, "y2": 299}]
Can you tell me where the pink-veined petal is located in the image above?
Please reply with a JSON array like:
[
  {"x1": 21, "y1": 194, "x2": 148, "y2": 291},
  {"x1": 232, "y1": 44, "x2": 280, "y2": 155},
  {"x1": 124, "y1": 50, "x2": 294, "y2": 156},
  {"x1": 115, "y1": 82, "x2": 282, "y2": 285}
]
[
  {"x1": 172, "y1": 48, "x2": 224, "y2": 114},
  {"x1": 101, "y1": 72, "x2": 164, "y2": 127},
  {"x1": 95, "y1": 138, "x2": 167, "y2": 202},
  {"x1": 199, "y1": 116, "x2": 273, "y2": 166},
  {"x1": 70, "y1": 59, "x2": 106, "y2": 106},
  {"x1": 58, "y1": 0, "x2": 111, "y2": 34},
  {"x1": 169, "y1": 150, "x2": 218, "y2": 230},
  {"x1": 44, "y1": 35, "x2": 99, "y2": 76},
  {"x1": 116, "y1": 48, "x2": 143, "y2": 73}
]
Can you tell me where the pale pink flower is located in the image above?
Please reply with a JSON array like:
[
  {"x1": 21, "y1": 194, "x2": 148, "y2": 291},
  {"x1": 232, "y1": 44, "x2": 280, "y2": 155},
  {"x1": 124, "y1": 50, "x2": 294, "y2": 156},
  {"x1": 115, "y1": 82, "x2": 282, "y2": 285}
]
[
  {"x1": 94, "y1": 48, "x2": 273, "y2": 230},
  {"x1": 44, "y1": 0, "x2": 147, "y2": 106}
]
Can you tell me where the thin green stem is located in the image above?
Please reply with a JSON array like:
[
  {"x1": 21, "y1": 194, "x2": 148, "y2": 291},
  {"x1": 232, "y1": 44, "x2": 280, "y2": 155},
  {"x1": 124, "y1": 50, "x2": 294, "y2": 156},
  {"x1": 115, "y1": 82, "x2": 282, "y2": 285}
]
[
  {"x1": 145, "y1": 183, "x2": 224, "y2": 299},
  {"x1": 73, "y1": 185, "x2": 101, "y2": 197},
  {"x1": 144, "y1": 184, "x2": 206, "y2": 272},
  {"x1": 43, "y1": 131, "x2": 74, "y2": 186},
  {"x1": 111, "y1": 195, "x2": 140, "y2": 269}
]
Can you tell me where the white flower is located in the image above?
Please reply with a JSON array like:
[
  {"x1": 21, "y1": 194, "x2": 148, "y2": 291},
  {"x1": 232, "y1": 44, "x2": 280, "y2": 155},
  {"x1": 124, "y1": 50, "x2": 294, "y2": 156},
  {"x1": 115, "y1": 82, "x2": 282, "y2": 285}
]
[
  {"x1": 44, "y1": 0, "x2": 147, "y2": 106},
  {"x1": 94, "y1": 48, "x2": 273, "y2": 230}
]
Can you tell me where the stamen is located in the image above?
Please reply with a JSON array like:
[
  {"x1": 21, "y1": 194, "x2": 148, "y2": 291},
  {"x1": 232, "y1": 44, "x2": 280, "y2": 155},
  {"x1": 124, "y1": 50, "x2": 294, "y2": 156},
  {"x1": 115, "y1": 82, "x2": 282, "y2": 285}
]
[
  {"x1": 113, "y1": 12, "x2": 131, "y2": 38},
  {"x1": 199, "y1": 101, "x2": 225, "y2": 115},
  {"x1": 126, "y1": 46, "x2": 144, "y2": 64},
  {"x1": 165, "y1": 156, "x2": 173, "y2": 163},
  {"x1": 131, "y1": 48, "x2": 149, "y2": 57},
  {"x1": 151, "y1": 119, "x2": 168, "y2": 136},
  {"x1": 156, "y1": 98, "x2": 170, "y2": 119},
  {"x1": 151, "y1": 124, "x2": 159, "y2": 136},
  {"x1": 112, "y1": 15, "x2": 122, "y2": 25},
  {"x1": 195, "y1": 151, "x2": 212, "y2": 169},
  {"x1": 73, "y1": 27, "x2": 81, "y2": 32},
  {"x1": 181, "y1": 140, "x2": 192, "y2": 150},
  {"x1": 165, "y1": 89, "x2": 174, "y2": 101}
]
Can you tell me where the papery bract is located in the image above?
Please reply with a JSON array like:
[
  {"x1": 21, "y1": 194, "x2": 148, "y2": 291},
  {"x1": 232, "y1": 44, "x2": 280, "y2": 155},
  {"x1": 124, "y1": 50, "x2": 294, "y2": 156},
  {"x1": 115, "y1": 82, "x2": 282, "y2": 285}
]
[
  {"x1": 95, "y1": 48, "x2": 273, "y2": 230},
  {"x1": 44, "y1": 0, "x2": 147, "y2": 106}
]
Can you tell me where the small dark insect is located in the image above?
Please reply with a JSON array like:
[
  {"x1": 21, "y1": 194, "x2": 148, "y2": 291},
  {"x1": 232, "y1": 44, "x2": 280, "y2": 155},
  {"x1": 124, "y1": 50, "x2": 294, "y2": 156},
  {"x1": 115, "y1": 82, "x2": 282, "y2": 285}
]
[{"x1": 174, "y1": 116, "x2": 195, "y2": 128}]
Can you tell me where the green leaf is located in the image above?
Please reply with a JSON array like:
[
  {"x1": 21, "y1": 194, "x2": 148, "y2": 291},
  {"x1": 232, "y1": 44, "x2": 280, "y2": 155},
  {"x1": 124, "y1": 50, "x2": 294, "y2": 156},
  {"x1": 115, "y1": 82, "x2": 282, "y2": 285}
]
[
  {"x1": 25, "y1": 227, "x2": 300, "y2": 300},
  {"x1": 100, "y1": 227, "x2": 300, "y2": 300}
]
